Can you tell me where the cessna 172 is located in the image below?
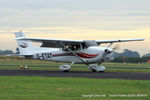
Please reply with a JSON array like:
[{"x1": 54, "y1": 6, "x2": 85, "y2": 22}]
[{"x1": 14, "y1": 31, "x2": 144, "y2": 72}]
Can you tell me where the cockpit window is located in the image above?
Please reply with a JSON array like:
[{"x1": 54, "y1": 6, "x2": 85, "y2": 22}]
[
  {"x1": 83, "y1": 40, "x2": 98, "y2": 48},
  {"x1": 63, "y1": 40, "x2": 98, "y2": 51},
  {"x1": 64, "y1": 44, "x2": 82, "y2": 51},
  {"x1": 70, "y1": 44, "x2": 81, "y2": 50}
]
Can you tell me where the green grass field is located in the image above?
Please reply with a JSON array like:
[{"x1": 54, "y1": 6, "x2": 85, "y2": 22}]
[
  {"x1": 0, "y1": 76, "x2": 149, "y2": 100},
  {"x1": 0, "y1": 56, "x2": 150, "y2": 100}
]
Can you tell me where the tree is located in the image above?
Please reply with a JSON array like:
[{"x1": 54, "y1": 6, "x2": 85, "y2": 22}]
[
  {"x1": 0, "y1": 50, "x2": 14, "y2": 55},
  {"x1": 112, "y1": 49, "x2": 146, "y2": 63},
  {"x1": 16, "y1": 48, "x2": 20, "y2": 54},
  {"x1": 142, "y1": 53, "x2": 150, "y2": 57},
  {"x1": 113, "y1": 49, "x2": 140, "y2": 58}
]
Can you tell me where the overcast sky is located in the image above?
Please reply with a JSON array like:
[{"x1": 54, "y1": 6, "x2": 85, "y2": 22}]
[{"x1": 0, "y1": 0, "x2": 150, "y2": 55}]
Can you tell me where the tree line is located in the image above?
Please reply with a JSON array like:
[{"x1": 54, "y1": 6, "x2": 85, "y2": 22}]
[{"x1": 112, "y1": 49, "x2": 150, "y2": 63}]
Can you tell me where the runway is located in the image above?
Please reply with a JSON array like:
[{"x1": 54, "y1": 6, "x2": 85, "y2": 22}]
[
  {"x1": 0, "y1": 65, "x2": 150, "y2": 69},
  {"x1": 0, "y1": 69, "x2": 150, "y2": 80}
]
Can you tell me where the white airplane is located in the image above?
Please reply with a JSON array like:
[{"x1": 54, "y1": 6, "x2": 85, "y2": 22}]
[{"x1": 14, "y1": 31, "x2": 144, "y2": 72}]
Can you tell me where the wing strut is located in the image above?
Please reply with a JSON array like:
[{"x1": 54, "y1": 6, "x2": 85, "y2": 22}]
[
  {"x1": 59, "y1": 42, "x2": 89, "y2": 66},
  {"x1": 108, "y1": 43, "x2": 113, "y2": 47}
]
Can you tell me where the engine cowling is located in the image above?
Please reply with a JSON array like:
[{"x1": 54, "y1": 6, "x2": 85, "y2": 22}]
[{"x1": 59, "y1": 65, "x2": 71, "y2": 72}]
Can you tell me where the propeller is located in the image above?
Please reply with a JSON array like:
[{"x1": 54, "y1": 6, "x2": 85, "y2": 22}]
[
  {"x1": 99, "y1": 48, "x2": 113, "y2": 65},
  {"x1": 99, "y1": 43, "x2": 120, "y2": 65},
  {"x1": 104, "y1": 49, "x2": 112, "y2": 54},
  {"x1": 112, "y1": 44, "x2": 120, "y2": 51},
  {"x1": 107, "y1": 43, "x2": 120, "y2": 51}
]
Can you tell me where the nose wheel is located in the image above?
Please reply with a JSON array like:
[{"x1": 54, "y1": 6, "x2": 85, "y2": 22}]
[
  {"x1": 63, "y1": 70, "x2": 69, "y2": 72},
  {"x1": 99, "y1": 71, "x2": 104, "y2": 73},
  {"x1": 89, "y1": 64, "x2": 105, "y2": 72},
  {"x1": 91, "y1": 69, "x2": 96, "y2": 72},
  {"x1": 92, "y1": 70, "x2": 104, "y2": 72}
]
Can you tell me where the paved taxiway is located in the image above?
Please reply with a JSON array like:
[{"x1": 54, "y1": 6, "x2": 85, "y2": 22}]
[
  {"x1": 0, "y1": 65, "x2": 150, "y2": 69},
  {"x1": 0, "y1": 69, "x2": 150, "y2": 80}
]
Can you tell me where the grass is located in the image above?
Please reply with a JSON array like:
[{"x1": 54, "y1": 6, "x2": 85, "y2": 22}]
[
  {"x1": 0, "y1": 56, "x2": 150, "y2": 100},
  {"x1": 0, "y1": 76, "x2": 149, "y2": 100}
]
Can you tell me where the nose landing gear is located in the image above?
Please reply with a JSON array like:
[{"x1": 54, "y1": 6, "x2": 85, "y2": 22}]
[{"x1": 89, "y1": 64, "x2": 105, "y2": 72}]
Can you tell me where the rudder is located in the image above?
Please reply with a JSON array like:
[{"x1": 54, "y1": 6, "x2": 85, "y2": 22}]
[{"x1": 14, "y1": 31, "x2": 34, "y2": 55}]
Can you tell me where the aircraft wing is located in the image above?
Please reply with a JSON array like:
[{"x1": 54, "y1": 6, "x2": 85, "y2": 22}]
[
  {"x1": 16, "y1": 37, "x2": 83, "y2": 48},
  {"x1": 16, "y1": 37, "x2": 144, "y2": 48},
  {"x1": 95, "y1": 38, "x2": 144, "y2": 45}
]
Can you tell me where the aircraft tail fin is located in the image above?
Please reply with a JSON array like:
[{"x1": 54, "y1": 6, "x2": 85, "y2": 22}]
[{"x1": 14, "y1": 31, "x2": 35, "y2": 55}]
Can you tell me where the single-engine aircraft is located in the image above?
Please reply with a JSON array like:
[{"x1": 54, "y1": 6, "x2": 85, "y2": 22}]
[{"x1": 14, "y1": 31, "x2": 144, "y2": 72}]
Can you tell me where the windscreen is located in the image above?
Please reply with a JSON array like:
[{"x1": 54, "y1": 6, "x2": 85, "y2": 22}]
[{"x1": 83, "y1": 40, "x2": 98, "y2": 48}]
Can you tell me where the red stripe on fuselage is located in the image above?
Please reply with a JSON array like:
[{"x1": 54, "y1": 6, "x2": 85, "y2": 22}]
[
  {"x1": 77, "y1": 52, "x2": 99, "y2": 58},
  {"x1": 52, "y1": 52, "x2": 99, "y2": 58}
]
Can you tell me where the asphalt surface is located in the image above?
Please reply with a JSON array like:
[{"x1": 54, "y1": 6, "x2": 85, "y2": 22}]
[{"x1": 0, "y1": 69, "x2": 150, "y2": 80}]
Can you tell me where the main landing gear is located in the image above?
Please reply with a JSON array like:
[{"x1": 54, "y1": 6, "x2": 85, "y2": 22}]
[
  {"x1": 59, "y1": 62, "x2": 74, "y2": 72},
  {"x1": 59, "y1": 64, "x2": 71, "y2": 72},
  {"x1": 59, "y1": 63, "x2": 105, "y2": 72}
]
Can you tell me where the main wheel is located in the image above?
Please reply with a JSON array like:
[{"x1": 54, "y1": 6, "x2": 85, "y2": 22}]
[
  {"x1": 63, "y1": 70, "x2": 69, "y2": 72},
  {"x1": 99, "y1": 71, "x2": 104, "y2": 73},
  {"x1": 92, "y1": 69, "x2": 96, "y2": 72}
]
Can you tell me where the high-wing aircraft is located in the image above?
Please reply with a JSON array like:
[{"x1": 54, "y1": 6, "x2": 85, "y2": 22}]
[{"x1": 14, "y1": 31, "x2": 144, "y2": 72}]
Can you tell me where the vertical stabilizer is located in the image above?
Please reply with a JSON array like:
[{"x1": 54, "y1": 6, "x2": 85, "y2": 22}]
[{"x1": 14, "y1": 31, "x2": 34, "y2": 55}]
